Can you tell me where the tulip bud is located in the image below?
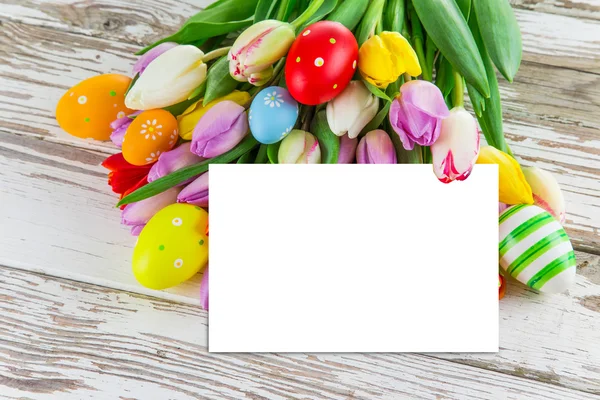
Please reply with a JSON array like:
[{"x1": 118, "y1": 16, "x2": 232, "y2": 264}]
[
  {"x1": 132, "y1": 42, "x2": 178, "y2": 76},
  {"x1": 522, "y1": 166, "x2": 566, "y2": 223},
  {"x1": 476, "y1": 146, "x2": 534, "y2": 205},
  {"x1": 126, "y1": 45, "x2": 207, "y2": 110},
  {"x1": 177, "y1": 172, "x2": 209, "y2": 208},
  {"x1": 200, "y1": 266, "x2": 209, "y2": 310},
  {"x1": 177, "y1": 91, "x2": 251, "y2": 140},
  {"x1": 356, "y1": 129, "x2": 397, "y2": 164},
  {"x1": 148, "y1": 142, "x2": 204, "y2": 183},
  {"x1": 338, "y1": 134, "x2": 358, "y2": 164},
  {"x1": 278, "y1": 130, "x2": 321, "y2": 164},
  {"x1": 190, "y1": 101, "x2": 249, "y2": 158},
  {"x1": 110, "y1": 111, "x2": 141, "y2": 148},
  {"x1": 326, "y1": 81, "x2": 379, "y2": 139},
  {"x1": 431, "y1": 107, "x2": 480, "y2": 183},
  {"x1": 389, "y1": 80, "x2": 450, "y2": 150},
  {"x1": 358, "y1": 31, "x2": 421, "y2": 89},
  {"x1": 121, "y1": 187, "x2": 181, "y2": 235},
  {"x1": 228, "y1": 20, "x2": 295, "y2": 86}
]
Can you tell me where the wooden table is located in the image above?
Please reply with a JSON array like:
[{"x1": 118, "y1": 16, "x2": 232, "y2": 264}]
[{"x1": 0, "y1": 1, "x2": 599, "y2": 399}]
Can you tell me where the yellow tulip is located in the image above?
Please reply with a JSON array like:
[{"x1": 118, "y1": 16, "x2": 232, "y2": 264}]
[
  {"x1": 358, "y1": 32, "x2": 422, "y2": 89},
  {"x1": 178, "y1": 91, "x2": 251, "y2": 140},
  {"x1": 476, "y1": 146, "x2": 534, "y2": 205}
]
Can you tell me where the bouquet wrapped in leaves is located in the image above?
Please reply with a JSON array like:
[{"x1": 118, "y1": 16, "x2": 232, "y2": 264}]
[{"x1": 56, "y1": 0, "x2": 576, "y2": 307}]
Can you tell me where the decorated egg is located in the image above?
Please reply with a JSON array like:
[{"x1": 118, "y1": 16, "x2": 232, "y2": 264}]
[
  {"x1": 499, "y1": 274, "x2": 506, "y2": 300},
  {"x1": 285, "y1": 21, "x2": 358, "y2": 105},
  {"x1": 122, "y1": 109, "x2": 178, "y2": 165},
  {"x1": 56, "y1": 74, "x2": 133, "y2": 140},
  {"x1": 249, "y1": 86, "x2": 299, "y2": 144},
  {"x1": 132, "y1": 204, "x2": 208, "y2": 290},
  {"x1": 499, "y1": 205, "x2": 576, "y2": 293}
]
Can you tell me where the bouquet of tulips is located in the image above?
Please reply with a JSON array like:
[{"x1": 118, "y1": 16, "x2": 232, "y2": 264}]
[{"x1": 56, "y1": 0, "x2": 576, "y2": 308}]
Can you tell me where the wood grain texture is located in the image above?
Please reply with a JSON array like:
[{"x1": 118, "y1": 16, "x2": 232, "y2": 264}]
[
  {"x1": 0, "y1": 17, "x2": 598, "y2": 249},
  {"x1": 1, "y1": 265, "x2": 599, "y2": 400},
  {"x1": 1, "y1": 133, "x2": 599, "y2": 394}
]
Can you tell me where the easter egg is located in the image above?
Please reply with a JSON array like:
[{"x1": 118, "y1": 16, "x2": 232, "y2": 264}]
[
  {"x1": 122, "y1": 109, "x2": 178, "y2": 165},
  {"x1": 56, "y1": 74, "x2": 133, "y2": 140},
  {"x1": 499, "y1": 205, "x2": 576, "y2": 293},
  {"x1": 132, "y1": 204, "x2": 209, "y2": 290},
  {"x1": 249, "y1": 86, "x2": 299, "y2": 144},
  {"x1": 285, "y1": 21, "x2": 358, "y2": 105},
  {"x1": 499, "y1": 274, "x2": 506, "y2": 300}
]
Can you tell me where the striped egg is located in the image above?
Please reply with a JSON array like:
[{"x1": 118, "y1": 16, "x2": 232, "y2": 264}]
[{"x1": 499, "y1": 205, "x2": 576, "y2": 293}]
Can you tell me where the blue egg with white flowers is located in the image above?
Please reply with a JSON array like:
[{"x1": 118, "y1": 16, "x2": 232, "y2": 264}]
[{"x1": 249, "y1": 86, "x2": 299, "y2": 144}]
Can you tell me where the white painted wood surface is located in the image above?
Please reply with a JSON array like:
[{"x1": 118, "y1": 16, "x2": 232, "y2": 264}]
[{"x1": 0, "y1": 0, "x2": 599, "y2": 398}]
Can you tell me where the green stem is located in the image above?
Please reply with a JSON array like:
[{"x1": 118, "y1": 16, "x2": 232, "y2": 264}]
[
  {"x1": 276, "y1": 0, "x2": 290, "y2": 21},
  {"x1": 201, "y1": 46, "x2": 232, "y2": 63},
  {"x1": 413, "y1": 37, "x2": 431, "y2": 81},
  {"x1": 291, "y1": 0, "x2": 325, "y2": 30},
  {"x1": 452, "y1": 70, "x2": 465, "y2": 107}
]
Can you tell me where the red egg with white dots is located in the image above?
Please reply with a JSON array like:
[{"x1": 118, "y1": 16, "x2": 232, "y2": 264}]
[{"x1": 285, "y1": 21, "x2": 358, "y2": 105}]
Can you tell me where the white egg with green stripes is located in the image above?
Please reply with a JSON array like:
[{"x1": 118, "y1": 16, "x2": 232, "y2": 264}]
[{"x1": 499, "y1": 204, "x2": 576, "y2": 294}]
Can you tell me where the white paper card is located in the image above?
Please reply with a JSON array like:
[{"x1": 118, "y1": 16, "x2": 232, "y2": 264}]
[{"x1": 209, "y1": 164, "x2": 498, "y2": 352}]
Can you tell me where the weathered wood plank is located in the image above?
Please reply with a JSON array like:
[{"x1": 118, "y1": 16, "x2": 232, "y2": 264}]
[
  {"x1": 510, "y1": 0, "x2": 600, "y2": 20},
  {"x1": 1, "y1": 132, "x2": 599, "y2": 394},
  {"x1": 0, "y1": 20, "x2": 598, "y2": 249},
  {"x1": 0, "y1": 265, "x2": 599, "y2": 400}
]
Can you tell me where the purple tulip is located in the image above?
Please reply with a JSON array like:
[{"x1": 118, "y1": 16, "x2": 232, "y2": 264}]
[
  {"x1": 177, "y1": 172, "x2": 209, "y2": 207},
  {"x1": 148, "y1": 142, "x2": 204, "y2": 183},
  {"x1": 356, "y1": 130, "x2": 397, "y2": 164},
  {"x1": 200, "y1": 266, "x2": 209, "y2": 310},
  {"x1": 121, "y1": 187, "x2": 181, "y2": 235},
  {"x1": 110, "y1": 111, "x2": 141, "y2": 148},
  {"x1": 338, "y1": 134, "x2": 358, "y2": 164},
  {"x1": 133, "y1": 42, "x2": 178, "y2": 76},
  {"x1": 389, "y1": 80, "x2": 450, "y2": 150},
  {"x1": 191, "y1": 101, "x2": 248, "y2": 158}
]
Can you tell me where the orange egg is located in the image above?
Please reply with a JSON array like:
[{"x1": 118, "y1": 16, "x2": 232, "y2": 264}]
[
  {"x1": 56, "y1": 74, "x2": 133, "y2": 141},
  {"x1": 122, "y1": 109, "x2": 179, "y2": 165}
]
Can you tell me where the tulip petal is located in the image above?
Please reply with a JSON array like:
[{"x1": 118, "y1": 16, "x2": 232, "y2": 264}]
[
  {"x1": 357, "y1": 129, "x2": 397, "y2": 164},
  {"x1": 200, "y1": 266, "x2": 209, "y2": 310},
  {"x1": 121, "y1": 186, "x2": 181, "y2": 231},
  {"x1": 178, "y1": 172, "x2": 209, "y2": 207},
  {"x1": 133, "y1": 42, "x2": 178, "y2": 75},
  {"x1": 148, "y1": 142, "x2": 204, "y2": 183},
  {"x1": 278, "y1": 130, "x2": 321, "y2": 164},
  {"x1": 358, "y1": 35, "x2": 395, "y2": 88},
  {"x1": 523, "y1": 166, "x2": 566, "y2": 223},
  {"x1": 380, "y1": 32, "x2": 422, "y2": 77},
  {"x1": 191, "y1": 101, "x2": 248, "y2": 158},
  {"x1": 337, "y1": 134, "x2": 358, "y2": 164}
]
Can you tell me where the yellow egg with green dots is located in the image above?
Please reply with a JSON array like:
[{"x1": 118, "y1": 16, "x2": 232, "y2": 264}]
[{"x1": 132, "y1": 203, "x2": 208, "y2": 290}]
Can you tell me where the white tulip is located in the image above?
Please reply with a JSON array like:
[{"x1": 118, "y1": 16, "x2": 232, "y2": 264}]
[
  {"x1": 326, "y1": 81, "x2": 379, "y2": 139},
  {"x1": 125, "y1": 45, "x2": 207, "y2": 110}
]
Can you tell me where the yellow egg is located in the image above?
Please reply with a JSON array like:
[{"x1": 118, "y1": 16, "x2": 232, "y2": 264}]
[
  {"x1": 122, "y1": 109, "x2": 179, "y2": 166},
  {"x1": 56, "y1": 74, "x2": 133, "y2": 140},
  {"x1": 132, "y1": 204, "x2": 208, "y2": 290}
]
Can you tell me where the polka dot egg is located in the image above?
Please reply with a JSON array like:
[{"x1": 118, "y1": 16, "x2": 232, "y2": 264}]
[
  {"x1": 56, "y1": 74, "x2": 133, "y2": 140},
  {"x1": 285, "y1": 21, "x2": 358, "y2": 105},
  {"x1": 132, "y1": 204, "x2": 209, "y2": 290},
  {"x1": 499, "y1": 204, "x2": 576, "y2": 293},
  {"x1": 122, "y1": 109, "x2": 179, "y2": 166},
  {"x1": 249, "y1": 86, "x2": 299, "y2": 144}
]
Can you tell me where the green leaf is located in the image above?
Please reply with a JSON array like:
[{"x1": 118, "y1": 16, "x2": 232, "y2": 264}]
[
  {"x1": 267, "y1": 142, "x2": 281, "y2": 163},
  {"x1": 137, "y1": 0, "x2": 259, "y2": 55},
  {"x1": 255, "y1": 0, "x2": 280, "y2": 23},
  {"x1": 310, "y1": 110, "x2": 340, "y2": 163},
  {"x1": 125, "y1": 73, "x2": 139, "y2": 97},
  {"x1": 300, "y1": 0, "x2": 338, "y2": 30},
  {"x1": 355, "y1": 0, "x2": 384, "y2": 45},
  {"x1": 117, "y1": 136, "x2": 260, "y2": 206},
  {"x1": 455, "y1": 0, "x2": 471, "y2": 21},
  {"x1": 363, "y1": 80, "x2": 391, "y2": 102},
  {"x1": 382, "y1": 0, "x2": 404, "y2": 33},
  {"x1": 412, "y1": 0, "x2": 490, "y2": 97},
  {"x1": 474, "y1": 0, "x2": 522, "y2": 82},
  {"x1": 327, "y1": 0, "x2": 369, "y2": 31},
  {"x1": 254, "y1": 144, "x2": 269, "y2": 163},
  {"x1": 277, "y1": 0, "x2": 298, "y2": 21},
  {"x1": 466, "y1": 83, "x2": 485, "y2": 118},
  {"x1": 237, "y1": 149, "x2": 256, "y2": 163},
  {"x1": 203, "y1": 57, "x2": 238, "y2": 106},
  {"x1": 435, "y1": 57, "x2": 455, "y2": 101},
  {"x1": 163, "y1": 87, "x2": 204, "y2": 117},
  {"x1": 361, "y1": 101, "x2": 391, "y2": 135},
  {"x1": 187, "y1": 80, "x2": 207, "y2": 101},
  {"x1": 469, "y1": 11, "x2": 508, "y2": 153}
]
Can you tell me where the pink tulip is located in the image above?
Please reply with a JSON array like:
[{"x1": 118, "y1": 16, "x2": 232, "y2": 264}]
[
  {"x1": 356, "y1": 130, "x2": 397, "y2": 164},
  {"x1": 121, "y1": 187, "x2": 181, "y2": 235},
  {"x1": 431, "y1": 107, "x2": 480, "y2": 183},
  {"x1": 191, "y1": 101, "x2": 248, "y2": 158},
  {"x1": 148, "y1": 142, "x2": 204, "y2": 183},
  {"x1": 389, "y1": 80, "x2": 450, "y2": 150},
  {"x1": 338, "y1": 134, "x2": 358, "y2": 164},
  {"x1": 177, "y1": 172, "x2": 209, "y2": 207},
  {"x1": 200, "y1": 266, "x2": 209, "y2": 310},
  {"x1": 133, "y1": 42, "x2": 178, "y2": 75},
  {"x1": 110, "y1": 111, "x2": 141, "y2": 148}
]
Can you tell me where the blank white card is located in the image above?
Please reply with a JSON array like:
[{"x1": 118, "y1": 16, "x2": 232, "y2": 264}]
[{"x1": 209, "y1": 164, "x2": 499, "y2": 352}]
